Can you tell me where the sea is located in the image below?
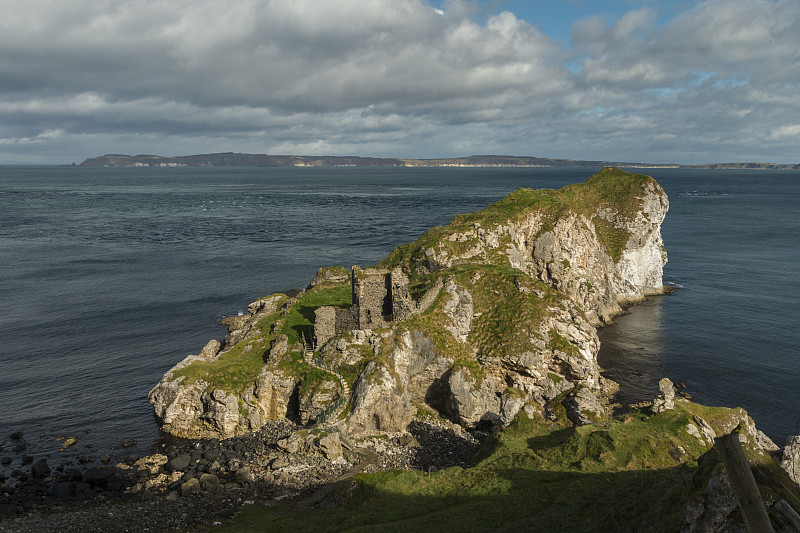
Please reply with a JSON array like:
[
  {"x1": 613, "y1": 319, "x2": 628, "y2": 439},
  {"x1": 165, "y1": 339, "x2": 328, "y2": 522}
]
[{"x1": 1, "y1": 165, "x2": 798, "y2": 471}]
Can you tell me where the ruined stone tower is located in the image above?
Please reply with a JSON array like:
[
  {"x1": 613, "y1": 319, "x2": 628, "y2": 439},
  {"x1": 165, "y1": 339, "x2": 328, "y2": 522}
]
[{"x1": 313, "y1": 265, "x2": 419, "y2": 347}]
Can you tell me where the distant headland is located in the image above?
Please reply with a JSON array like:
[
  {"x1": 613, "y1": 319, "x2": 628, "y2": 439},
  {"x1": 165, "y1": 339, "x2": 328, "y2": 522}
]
[{"x1": 77, "y1": 152, "x2": 800, "y2": 170}]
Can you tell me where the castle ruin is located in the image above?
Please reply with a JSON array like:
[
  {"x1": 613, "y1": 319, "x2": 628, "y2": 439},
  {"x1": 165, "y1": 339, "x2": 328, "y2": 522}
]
[{"x1": 313, "y1": 266, "x2": 442, "y2": 347}]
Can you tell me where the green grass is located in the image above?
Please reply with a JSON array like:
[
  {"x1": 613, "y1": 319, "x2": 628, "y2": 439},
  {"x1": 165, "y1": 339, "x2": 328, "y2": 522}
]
[
  {"x1": 547, "y1": 329, "x2": 579, "y2": 357},
  {"x1": 463, "y1": 266, "x2": 563, "y2": 361},
  {"x1": 170, "y1": 281, "x2": 352, "y2": 395},
  {"x1": 378, "y1": 167, "x2": 658, "y2": 274},
  {"x1": 592, "y1": 216, "x2": 628, "y2": 261},
  {"x1": 274, "y1": 351, "x2": 342, "y2": 399},
  {"x1": 209, "y1": 401, "x2": 800, "y2": 533},
  {"x1": 281, "y1": 282, "x2": 352, "y2": 345},
  {"x1": 170, "y1": 307, "x2": 285, "y2": 394}
]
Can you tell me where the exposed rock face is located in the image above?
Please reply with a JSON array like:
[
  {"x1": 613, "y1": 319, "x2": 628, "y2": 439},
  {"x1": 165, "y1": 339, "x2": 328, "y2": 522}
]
[
  {"x1": 782, "y1": 435, "x2": 800, "y2": 487},
  {"x1": 409, "y1": 169, "x2": 668, "y2": 325},
  {"x1": 150, "y1": 168, "x2": 669, "y2": 440},
  {"x1": 149, "y1": 294, "x2": 303, "y2": 439},
  {"x1": 682, "y1": 466, "x2": 745, "y2": 533},
  {"x1": 253, "y1": 368, "x2": 300, "y2": 422},
  {"x1": 446, "y1": 369, "x2": 504, "y2": 427},
  {"x1": 442, "y1": 278, "x2": 473, "y2": 342},
  {"x1": 348, "y1": 362, "x2": 413, "y2": 436},
  {"x1": 391, "y1": 330, "x2": 453, "y2": 407},
  {"x1": 298, "y1": 379, "x2": 341, "y2": 425},
  {"x1": 565, "y1": 388, "x2": 604, "y2": 426}
]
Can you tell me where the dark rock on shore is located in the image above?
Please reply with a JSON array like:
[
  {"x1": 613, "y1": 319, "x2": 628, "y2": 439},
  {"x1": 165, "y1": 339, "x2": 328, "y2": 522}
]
[
  {"x1": 0, "y1": 418, "x2": 485, "y2": 532},
  {"x1": 30, "y1": 460, "x2": 50, "y2": 478}
]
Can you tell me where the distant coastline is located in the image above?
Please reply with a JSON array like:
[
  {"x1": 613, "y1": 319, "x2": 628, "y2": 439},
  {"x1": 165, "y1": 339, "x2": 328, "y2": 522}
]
[{"x1": 77, "y1": 152, "x2": 800, "y2": 170}]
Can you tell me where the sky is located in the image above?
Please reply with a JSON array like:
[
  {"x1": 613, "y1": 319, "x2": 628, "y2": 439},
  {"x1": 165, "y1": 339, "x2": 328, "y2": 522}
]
[{"x1": 1, "y1": 0, "x2": 799, "y2": 165}]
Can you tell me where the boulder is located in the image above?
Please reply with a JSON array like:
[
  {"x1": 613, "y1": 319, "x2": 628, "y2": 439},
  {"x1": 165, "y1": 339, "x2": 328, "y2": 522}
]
[
  {"x1": 83, "y1": 466, "x2": 116, "y2": 487},
  {"x1": 446, "y1": 369, "x2": 502, "y2": 427},
  {"x1": 565, "y1": 388, "x2": 603, "y2": 426},
  {"x1": 277, "y1": 433, "x2": 305, "y2": 454},
  {"x1": 318, "y1": 433, "x2": 343, "y2": 460},
  {"x1": 134, "y1": 453, "x2": 168, "y2": 476},
  {"x1": 270, "y1": 456, "x2": 289, "y2": 469},
  {"x1": 180, "y1": 477, "x2": 201, "y2": 497},
  {"x1": 167, "y1": 454, "x2": 191, "y2": 472},
  {"x1": 235, "y1": 467, "x2": 254, "y2": 484},
  {"x1": 30, "y1": 459, "x2": 50, "y2": 478},
  {"x1": 199, "y1": 473, "x2": 219, "y2": 489},
  {"x1": 682, "y1": 466, "x2": 740, "y2": 532},
  {"x1": 48, "y1": 481, "x2": 75, "y2": 499}
]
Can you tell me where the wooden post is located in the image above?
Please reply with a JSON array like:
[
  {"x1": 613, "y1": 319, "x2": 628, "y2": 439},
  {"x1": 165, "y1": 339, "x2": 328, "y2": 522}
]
[{"x1": 714, "y1": 433, "x2": 774, "y2": 533}]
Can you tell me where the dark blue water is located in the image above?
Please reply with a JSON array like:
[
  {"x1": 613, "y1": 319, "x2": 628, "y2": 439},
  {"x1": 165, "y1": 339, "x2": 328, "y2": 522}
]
[
  {"x1": 1, "y1": 166, "x2": 797, "y2": 468},
  {"x1": 598, "y1": 168, "x2": 800, "y2": 443}
]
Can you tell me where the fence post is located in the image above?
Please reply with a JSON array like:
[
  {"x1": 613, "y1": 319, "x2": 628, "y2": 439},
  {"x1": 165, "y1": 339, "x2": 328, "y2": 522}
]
[{"x1": 714, "y1": 433, "x2": 774, "y2": 533}]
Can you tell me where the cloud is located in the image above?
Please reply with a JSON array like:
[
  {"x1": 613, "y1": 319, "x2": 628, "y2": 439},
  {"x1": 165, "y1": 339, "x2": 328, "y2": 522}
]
[{"x1": 0, "y1": 0, "x2": 799, "y2": 163}]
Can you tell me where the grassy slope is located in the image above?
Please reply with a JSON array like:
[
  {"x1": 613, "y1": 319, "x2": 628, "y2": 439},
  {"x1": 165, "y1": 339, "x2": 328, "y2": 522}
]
[
  {"x1": 211, "y1": 403, "x2": 800, "y2": 532},
  {"x1": 379, "y1": 166, "x2": 657, "y2": 271},
  {"x1": 171, "y1": 280, "x2": 352, "y2": 395}
]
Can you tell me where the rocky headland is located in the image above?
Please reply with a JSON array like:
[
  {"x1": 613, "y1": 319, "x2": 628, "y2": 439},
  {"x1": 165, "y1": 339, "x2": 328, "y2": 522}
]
[
  {"x1": 3, "y1": 168, "x2": 798, "y2": 532},
  {"x1": 149, "y1": 167, "x2": 669, "y2": 440}
]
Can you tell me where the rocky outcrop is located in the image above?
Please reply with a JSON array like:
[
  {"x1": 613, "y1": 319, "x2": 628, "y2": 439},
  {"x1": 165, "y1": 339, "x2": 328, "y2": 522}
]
[
  {"x1": 682, "y1": 465, "x2": 743, "y2": 533},
  {"x1": 149, "y1": 294, "x2": 302, "y2": 439},
  {"x1": 652, "y1": 377, "x2": 677, "y2": 413},
  {"x1": 150, "y1": 168, "x2": 669, "y2": 440},
  {"x1": 442, "y1": 278, "x2": 473, "y2": 342},
  {"x1": 348, "y1": 362, "x2": 413, "y2": 436},
  {"x1": 782, "y1": 436, "x2": 800, "y2": 487},
  {"x1": 400, "y1": 168, "x2": 668, "y2": 325},
  {"x1": 446, "y1": 369, "x2": 503, "y2": 427},
  {"x1": 391, "y1": 330, "x2": 453, "y2": 407},
  {"x1": 565, "y1": 388, "x2": 604, "y2": 426},
  {"x1": 253, "y1": 368, "x2": 300, "y2": 422}
]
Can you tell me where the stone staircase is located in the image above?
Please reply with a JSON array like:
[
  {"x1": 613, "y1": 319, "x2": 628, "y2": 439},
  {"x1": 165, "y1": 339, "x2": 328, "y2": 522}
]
[{"x1": 299, "y1": 329, "x2": 352, "y2": 427}]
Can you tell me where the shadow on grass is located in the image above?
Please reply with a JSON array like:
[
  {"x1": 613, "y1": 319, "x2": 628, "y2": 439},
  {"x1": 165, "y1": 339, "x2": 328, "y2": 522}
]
[{"x1": 212, "y1": 464, "x2": 695, "y2": 533}]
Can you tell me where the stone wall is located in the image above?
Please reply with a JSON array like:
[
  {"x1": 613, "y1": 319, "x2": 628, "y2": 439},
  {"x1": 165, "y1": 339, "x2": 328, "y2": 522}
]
[
  {"x1": 314, "y1": 306, "x2": 336, "y2": 347},
  {"x1": 353, "y1": 266, "x2": 391, "y2": 329},
  {"x1": 390, "y1": 267, "x2": 415, "y2": 321},
  {"x1": 334, "y1": 307, "x2": 358, "y2": 335}
]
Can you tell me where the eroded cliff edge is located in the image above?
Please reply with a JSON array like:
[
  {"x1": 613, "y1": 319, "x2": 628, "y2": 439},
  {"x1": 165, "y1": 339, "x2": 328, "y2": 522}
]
[{"x1": 149, "y1": 167, "x2": 669, "y2": 440}]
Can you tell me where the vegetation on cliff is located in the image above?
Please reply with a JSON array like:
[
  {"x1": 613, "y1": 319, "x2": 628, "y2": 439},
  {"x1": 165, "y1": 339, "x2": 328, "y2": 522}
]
[
  {"x1": 150, "y1": 167, "x2": 669, "y2": 438},
  {"x1": 379, "y1": 166, "x2": 659, "y2": 270}
]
